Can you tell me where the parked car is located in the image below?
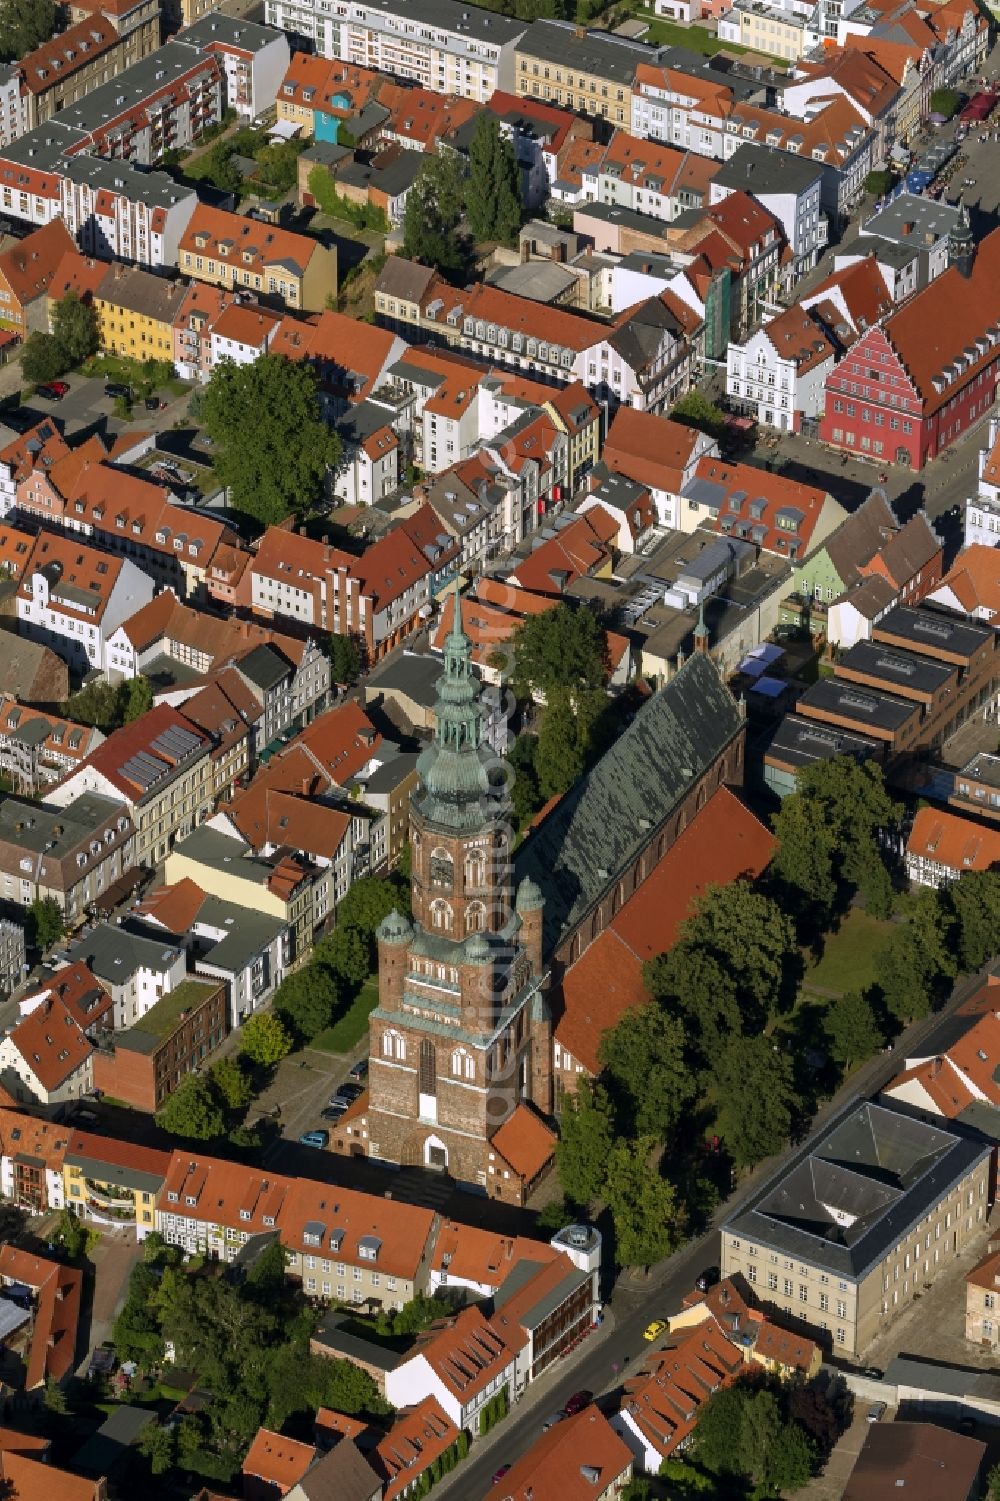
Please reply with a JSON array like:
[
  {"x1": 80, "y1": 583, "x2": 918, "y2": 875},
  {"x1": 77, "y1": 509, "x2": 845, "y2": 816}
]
[
  {"x1": 541, "y1": 1411, "x2": 567, "y2": 1432},
  {"x1": 321, "y1": 1103, "x2": 348, "y2": 1121},
  {"x1": 695, "y1": 1267, "x2": 720, "y2": 1293},
  {"x1": 643, "y1": 1319, "x2": 668, "y2": 1342},
  {"x1": 104, "y1": 382, "x2": 131, "y2": 399},
  {"x1": 862, "y1": 1366, "x2": 882, "y2": 1380},
  {"x1": 348, "y1": 1059, "x2": 369, "y2": 1082},
  {"x1": 334, "y1": 1081, "x2": 363, "y2": 1103},
  {"x1": 866, "y1": 1404, "x2": 887, "y2": 1424},
  {"x1": 564, "y1": 1390, "x2": 593, "y2": 1415},
  {"x1": 37, "y1": 380, "x2": 69, "y2": 400},
  {"x1": 491, "y1": 1465, "x2": 511, "y2": 1484},
  {"x1": 298, "y1": 1130, "x2": 329, "y2": 1149},
  {"x1": 145, "y1": 396, "x2": 164, "y2": 411}
]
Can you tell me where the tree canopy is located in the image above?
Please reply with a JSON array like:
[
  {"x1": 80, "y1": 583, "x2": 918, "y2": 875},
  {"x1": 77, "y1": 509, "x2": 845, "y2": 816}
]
[
  {"x1": 22, "y1": 292, "x2": 98, "y2": 384},
  {"x1": 402, "y1": 152, "x2": 466, "y2": 278},
  {"x1": 599, "y1": 1003, "x2": 696, "y2": 1140},
  {"x1": 155, "y1": 1074, "x2": 226, "y2": 1141},
  {"x1": 715, "y1": 1035, "x2": 797, "y2": 1169},
  {"x1": 466, "y1": 115, "x2": 523, "y2": 244},
  {"x1": 510, "y1": 602, "x2": 607, "y2": 700},
  {"x1": 28, "y1": 896, "x2": 64, "y2": 953},
  {"x1": 328, "y1": 632, "x2": 361, "y2": 686},
  {"x1": 273, "y1": 966, "x2": 339, "y2": 1044},
  {"x1": 670, "y1": 389, "x2": 727, "y2": 440},
  {"x1": 555, "y1": 1079, "x2": 614, "y2": 1206},
  {"x1": 0, "y1": 0, "x2": 56, "y2": 65},
  {"x1": 824, "y1": 989, "x2": 883, "y2": 1070},
  {"x1": 678, "y1": 880, "x2": 797, "y2": 1029},
  {"x1": 239, "y1": 1011, "x2": 293, "y2": 1067},
  {"x1": 202, "y1": 355, "x2": 340, "y2": 527},
  {"x1": 602, "y1": 1137, "x2": 682, "y2": 1268},
  {"x1": 62, "y1": 676, "x2": 155, "y2": 734},
  {"x1": 692, "y1": 1380, "x2": 816, "y2": 1495}
]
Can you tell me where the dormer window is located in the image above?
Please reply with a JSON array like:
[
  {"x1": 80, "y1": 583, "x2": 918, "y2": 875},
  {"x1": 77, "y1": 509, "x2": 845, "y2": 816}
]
[
  {"x1": 239, "y1": 1209, "x2": 250, "y2": 1221},
  {"x1": 167, "y1": 1190, "x2": 178, "y2": 1202},
  {"x1": 185, "y1": 1194, "x2": 197, "y2": 1206}
]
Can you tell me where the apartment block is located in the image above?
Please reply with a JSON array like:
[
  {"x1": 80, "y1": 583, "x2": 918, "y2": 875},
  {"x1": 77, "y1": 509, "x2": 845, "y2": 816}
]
[
  {"x1": 179, "y1": 14, "x2": 289, "y2": 120},
  {"x1": 721, "y1": 1101, "x2": 992, "y2": 1357},
  {"x1": 0, "y1": 792, "x2": 135, "y2": 924},
  {"x1": 92, "y1": 976, "x2": 228, "y2": 1111},
  {"x1": 515, "y1": 20, "x2": 663, "y2": 126},
  {"x1": 264, "y1": 0, "x2": 527, "y2": 103},
  {"x1": 178, "y1": 204, "x2": 337, "y2": 312}
]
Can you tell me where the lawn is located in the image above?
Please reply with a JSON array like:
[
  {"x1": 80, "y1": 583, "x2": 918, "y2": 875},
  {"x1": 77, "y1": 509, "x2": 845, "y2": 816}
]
[
  {"x1": 310, "y1": 975, "x2": 379, "y2": 1055},
  {"x1": 802, "y1": 908, "x2": 895, "y2": 996},
  {"x1": 82, "y1": 352, "x2": 188, "y2": 398},
  {"x1": 624, "y1": 6, "x2": 789, "y2": 66}
]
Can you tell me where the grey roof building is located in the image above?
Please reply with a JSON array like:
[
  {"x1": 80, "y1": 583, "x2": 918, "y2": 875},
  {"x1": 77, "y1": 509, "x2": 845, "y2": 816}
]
[
  {"x1": 712, "y1": 141, "x2": 823, "y2": 197},
  {"x1": 722, "y1": 1101, "x2": 992, "y2": 1357},
  {"x1": 516, "y1": 19, "x2": 666, "y2": 83},
  {"x1": 515, "y1": 650, "x2": 742, "y2": 954}
]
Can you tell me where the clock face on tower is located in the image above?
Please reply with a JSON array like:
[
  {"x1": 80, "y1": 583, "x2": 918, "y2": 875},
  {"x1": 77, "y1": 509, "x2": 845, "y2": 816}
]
[{"x1": 429, "y1": 853, "x2": 453, "y2": 888}]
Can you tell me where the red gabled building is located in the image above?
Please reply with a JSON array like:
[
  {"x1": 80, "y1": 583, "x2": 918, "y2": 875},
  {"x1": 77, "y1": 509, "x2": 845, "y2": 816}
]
[{"x1": 819, "y1": 223, "x2": 1000, "y2": 470}]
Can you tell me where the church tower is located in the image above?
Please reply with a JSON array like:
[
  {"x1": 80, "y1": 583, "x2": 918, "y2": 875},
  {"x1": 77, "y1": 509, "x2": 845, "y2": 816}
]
[{"x1": 364, "y1": 596, "x2": 550, "y2": 1190}]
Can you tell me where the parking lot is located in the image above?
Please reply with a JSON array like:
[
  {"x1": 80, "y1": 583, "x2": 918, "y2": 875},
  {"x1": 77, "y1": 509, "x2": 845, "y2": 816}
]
[{"x1": 6, "y1": 371, "x2": 194, "y2": 445}]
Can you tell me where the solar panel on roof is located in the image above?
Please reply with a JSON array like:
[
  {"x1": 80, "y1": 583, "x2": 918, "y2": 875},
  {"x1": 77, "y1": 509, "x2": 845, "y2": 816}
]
[
  {"x1": 151, "y1": 726, "x2": 201, "y2": 760},
  {"x1": 118, "y1": 753, "x2": 166, "y2": 790}
]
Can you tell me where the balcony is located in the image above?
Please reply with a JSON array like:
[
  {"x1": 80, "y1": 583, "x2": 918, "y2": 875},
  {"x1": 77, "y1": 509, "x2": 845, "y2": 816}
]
[{"x1": 85, "y1": 1177, "x2": 134, "y2": 1209}]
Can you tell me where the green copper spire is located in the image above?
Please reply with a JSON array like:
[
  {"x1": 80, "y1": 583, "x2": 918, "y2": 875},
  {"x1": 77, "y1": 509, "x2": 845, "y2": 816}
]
[{"x1": 415, "y1": 587, "x2": 499, "y2": 830}]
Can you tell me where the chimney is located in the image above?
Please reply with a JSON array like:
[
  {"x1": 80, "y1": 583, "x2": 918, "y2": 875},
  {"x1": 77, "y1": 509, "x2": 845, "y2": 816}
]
[
  {"x1": 902, "y1": 222, "x2": 914, "y2": 236},
  {"x1": 302, "y1": 777, "x2": 311, "y2": 796},
  {"x1": 930, "y1": 1057, "x2": 942, "y2": 1077}
]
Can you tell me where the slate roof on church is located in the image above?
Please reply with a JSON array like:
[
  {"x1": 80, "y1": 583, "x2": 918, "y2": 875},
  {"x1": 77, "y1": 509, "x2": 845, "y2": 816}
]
[{"x1": 515, "y1": 651, "x2": 742, "y2": 954}]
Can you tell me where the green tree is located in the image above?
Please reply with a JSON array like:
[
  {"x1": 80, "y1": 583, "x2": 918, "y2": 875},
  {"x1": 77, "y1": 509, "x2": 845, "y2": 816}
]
[
  {"x1": 328, "y1": 632, "x2": 361, "y2": 685},
  {"x1": 42, "y1": 1375, "x2": 69, "y2": 1413},
  {"x1": 716, "y1": 1034, "x2": 796, "y2": 1169},
  {"x1": 0, "y1": 0, "x2": 56, "y2": 63},
  {"x1": 202, "y1": 354, "x2": 341, "y2": 527},
  {"x1": 987, "y1": 1462, "x2": 1000, "y2": 1501},
  {"x1": 337, "y1": 873, "x2": 410, "y2": 933},
  {"x1": 54, "y1": 1207, "x2": 87, "y2": 1261},
  {"x1": 599, "y1": 1004, "x2": 696, "y2": 1139},
  {"x1": 29, "y1": 896, "x2": 64, "y2": 952},
  {"x1": 245, "y1": 1241, "x2": 288, "y2": 1297},
  {"x1": 644, "y1": 943, "x2": 741, "y2": 1067},
  {"x1": 113, "y1": 1262, "x2": 166, "y2": 1365},
  {"x1": 930, "y1": 87, "x2": 959, "y2": 118},
  {"x1": 865, "y1": 168, "x2": 894, "y2": 196},
  {"x1": 772, "y1": 758, "x2": 900, "y2": 926},
  {"x1": 535, "y1": 692, "x2": 585, "y2": 799},
  {"x1": 510, "y1": 602, "x2": 606, "y2": 700},
  {"x1": 314, "y1": 923, "x2": 370, "y2": 988},
  {"x1": 402, "y1": 152, "x2": 466, "y2": 277},
  {"x1": 22, "y1": 331, "x2": 67, "y2": 385},
  {"x1": 51, "y1": 292, "x2": 99, "y2": 367},
  {"x1": 240, "y1": 1010, "x2": 293, "y2": 1066},
  {"x1": 210, "y1": 1056, "x2": 254, "y2": 1110},
  {"x1": 155, "y1": 1074, "x2": 226, "y2": 1140},
  {"x1": 508, "y1": 734, "x2": 542, "y2": 826},
  {"x1": 556, "y1": 1078, "x2": 614, "y2": 1205},
  {"x1": 657, "y1": 1458, "x2": 715, "y2": 1493},
  {"x1": 137, "y1": 1420, "x2": 176, "y2": 1476},
  {"x1": 118, "y1": 675, "x2": 154, "y2": 723},
  {"x1": 619, "y1": 1483, "x2": 654, "y2": 1501},
  {"x1": 944, "y1": 870, "x2": 1000, "y2": 972},
  {"x1": 693, "y1": 1382, "x2": 815, "y2": 1493},
  {"x1": 670, "y1": 389, "x2": 727, "y2": 440},
  {"x1": 466, "y1": 115, "x2": 523, "y2": 244},
  {"x1": 62, "y1": 679, "x2": 123, "y2": 732},
  {"x1": 876, "y1": 887, "x2": 956, "y2": 1024},
  {"x1": 602, "y1": 1137, "x2": 682, "y2": 1269},
  {"x1": 273, "y1": 965, "x2": 338, "y2": 1042},
  {"x1": 680, "y1": 880, "x2": 796, "y2": 1027},
  {"x1": 825, "y1": 989, "x2": 883, "y2": 1070}
]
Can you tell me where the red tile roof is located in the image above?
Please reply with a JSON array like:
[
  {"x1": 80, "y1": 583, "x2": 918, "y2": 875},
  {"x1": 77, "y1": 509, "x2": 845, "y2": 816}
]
[
  {"x1": 405, "y1": 1307, "x2": 515, "y2": 1405},
  {"x1": 931, "y1": 544, "x2": 1000, "y2": 621},
  {"x1": 4, "y1": 996, "x2": 92, "y2": 1094},
  {"x1": 602, "y1": 406, "x2": 707, "y2": 492},
  {"x1": 180, "y1": 205, "x2": 323, "y2": 279},
  {"x1": 489, "y1": 1103, "x2": 556, "y2": 1184},
  {"x1": 510, "y1": 507, "x2": 617, "y2": 595},
  {"x1": 878, "y1": 226, "x2": 1000, "y2": 412},
  {"x1": 694, "y1": 455, "x2": 833, "y2": 557},
  {"x1": 556, "y1": 788, "x2": 774, "y2": 1073},
  {"x1": 242, "y1": 1428, "x2": 315, "y2": 1498},
  {"x1": 68, "y1": 703, "x2": 210, "y2": 803},
  {"x1": 492, "y1": 1407, "x2": 633, "y2": 1499},
  {"x1": 429, "y1": 1219, "x2": 560, "y2": 1291},
  {"x1": 619, "y1": 1318, "x2": 743, "y2": 1464},
  {"x1": 0, "y1": 1451, "x2": 102, "y2": 1501},
  {"x1": 376, "y1": 1398, "x2": 460, "y2": 1501},
  {"x1": 907, "y1": 806, "x2": 1000, "y2": 876},
  {"x1": 0, "y1": 221, "x2": 76, "y2": 308},
  {"x1": 20, "y1": 961, "x2": 112, "y2": 1034},
  {"x1": 0, "y1": 1246, "x2": 82, "y2": 1390}
]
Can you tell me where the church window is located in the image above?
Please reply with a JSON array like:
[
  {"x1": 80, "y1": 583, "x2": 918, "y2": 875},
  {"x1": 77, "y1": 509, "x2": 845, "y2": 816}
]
[
  {"x1": 430, "y1": 899, "x2": 453, "y2": 932},
  {"x1": 419, "y1": 1039, "x2": 436, "y2": 1095},
  {"x1": 465, "y1": 850, "x2": 486, "y2": 889},
  {"x1": 452, "y1": 1048, "x2": 474, "y2": 1079},
  {"x1": 430, "y1": 848, "x2": 453, "y2": 887},
  {"x1": 382, "y1": 1029, "x2": 405, "y2": 1061},
  {"x1": 466, "y1": 902, "x2": 486, "y2": 933}
]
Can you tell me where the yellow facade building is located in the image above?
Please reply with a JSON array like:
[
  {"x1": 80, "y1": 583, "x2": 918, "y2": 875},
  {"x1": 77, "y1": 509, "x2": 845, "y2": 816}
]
[
  {"x1": 93, "y1": 263, "x2": 187, "y2": 363},
  {"x1": 177, "y1": 204, "x2": 337, "y2": 313}
]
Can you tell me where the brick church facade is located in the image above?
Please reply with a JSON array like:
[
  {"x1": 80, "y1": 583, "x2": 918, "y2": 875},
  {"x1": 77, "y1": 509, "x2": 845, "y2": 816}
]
[
  {"x1": 357, "y1": 603, "x2": 555, "y2": 1201},
  {"x1": 332, "y1": 610, "x2": 746, "y2": 1203}
]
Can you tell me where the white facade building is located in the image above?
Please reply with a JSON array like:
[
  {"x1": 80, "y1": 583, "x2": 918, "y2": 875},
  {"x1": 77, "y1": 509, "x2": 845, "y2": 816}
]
[
  {"x1": 180, "y1": 14, "x2": 290, "y2": 120},
  {"x1": 727, "y1": 306, "x2": 836, "y2": 431},
  {"x1": 263, "y1": 0, "x2": 526, "y2": 102}
]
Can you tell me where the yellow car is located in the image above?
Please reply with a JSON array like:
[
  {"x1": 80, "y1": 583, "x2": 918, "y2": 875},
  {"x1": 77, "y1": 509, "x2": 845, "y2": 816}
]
[{"x1": 643, "y1": 1319, "x2": 668, "y2": 1342}]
